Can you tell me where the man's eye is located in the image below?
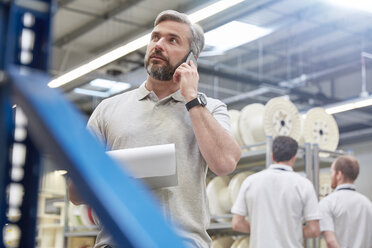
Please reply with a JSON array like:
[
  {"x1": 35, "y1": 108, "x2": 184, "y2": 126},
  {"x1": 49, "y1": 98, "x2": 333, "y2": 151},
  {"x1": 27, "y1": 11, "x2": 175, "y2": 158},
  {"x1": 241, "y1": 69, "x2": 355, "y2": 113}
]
[
  {"x1": 170, "y1": 38, "x2": 177, "y2": 43},
  {"x1": 152, "y1": 35, "x2": 159, "y2": 41}
]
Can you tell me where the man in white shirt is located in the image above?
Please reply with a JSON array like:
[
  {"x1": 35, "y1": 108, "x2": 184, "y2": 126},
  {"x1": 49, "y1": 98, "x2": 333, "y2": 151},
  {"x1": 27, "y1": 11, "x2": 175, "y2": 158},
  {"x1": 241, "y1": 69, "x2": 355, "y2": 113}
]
[
  {"x1": 231, "y1": 136, "x2": 321, "y2": 248},
  {"x1": 319, "y1": 155, "x2": 372, "y2": 248}
]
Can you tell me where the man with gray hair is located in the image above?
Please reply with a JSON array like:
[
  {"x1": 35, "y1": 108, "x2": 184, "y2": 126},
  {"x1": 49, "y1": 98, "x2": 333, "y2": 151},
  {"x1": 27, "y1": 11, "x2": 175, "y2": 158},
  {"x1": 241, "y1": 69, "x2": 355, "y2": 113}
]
[
  {"x1": 319, "y1": 155, "x2": 372, "y2": 248},
  {"x1": 68, "y1": 9, "x2": 241, "y2": 248}
]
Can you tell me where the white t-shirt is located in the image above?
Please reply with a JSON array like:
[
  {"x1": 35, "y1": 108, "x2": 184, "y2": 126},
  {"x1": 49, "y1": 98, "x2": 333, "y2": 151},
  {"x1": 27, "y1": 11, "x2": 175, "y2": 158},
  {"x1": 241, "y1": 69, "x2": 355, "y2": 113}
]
[
  {"x1": 231, "y1": 164, "x2": 321, "y2": 248},
  {"x1": 319, "y1": 183, "x2": 372, "y2": 248}
]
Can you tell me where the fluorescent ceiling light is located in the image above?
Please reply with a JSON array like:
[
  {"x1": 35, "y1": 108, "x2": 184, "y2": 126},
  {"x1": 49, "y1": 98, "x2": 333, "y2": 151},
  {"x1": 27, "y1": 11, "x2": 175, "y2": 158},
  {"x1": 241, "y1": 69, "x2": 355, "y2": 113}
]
[
  {"x1": 90, "y1": 78, "x2": 131, "y2": 93},
  {"x1": 325, "y1": 96, "x2": 372, "y2": 114},
  {"x1": 188, "y1": 0, "x2": 245, "y2": 23},
  {"x1": 48, "y1": 0, "x2": 245, "y2": 88},
  {"x1": 324, "y1": 0, "x2": 372, "y2": 14},
  {"x1": 325, "y1": 103, "x2": 355, "y2": 114},
  {"x1": 73, "y1": 88, "x2": 110, "y2": 98},
  {"x1": 73, "y1": 79, "x2": 131, "y2": 98},
  {"x1": 362, "y1": 52, "x2": 372, "y2": 60},
  {"x1": 204, "y1": 21, "x2": 271, "y2": 52},
  {"x1": 199, "y1": 50, "x2": 225, "y2": 57},
  {"x1": 55, "y1": 170, "x2": 68, "y2": 176},
  {"x1": 48, "y1": 34, "x2": 150, "y2": 88}
]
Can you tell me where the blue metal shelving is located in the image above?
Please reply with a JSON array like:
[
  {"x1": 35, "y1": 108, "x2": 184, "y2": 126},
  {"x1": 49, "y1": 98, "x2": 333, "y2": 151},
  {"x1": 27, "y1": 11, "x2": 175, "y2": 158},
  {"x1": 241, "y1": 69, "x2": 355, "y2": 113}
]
[{"x1": 0, "y1": 1, "x2": 185, "y2": 247}]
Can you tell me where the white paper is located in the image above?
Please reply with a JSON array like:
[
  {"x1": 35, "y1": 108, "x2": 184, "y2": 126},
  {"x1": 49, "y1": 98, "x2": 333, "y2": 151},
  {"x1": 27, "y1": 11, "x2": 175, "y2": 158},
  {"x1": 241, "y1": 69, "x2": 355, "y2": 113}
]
[{"x1": 106, "y1": 144, "x2": 177, "y2": 189}]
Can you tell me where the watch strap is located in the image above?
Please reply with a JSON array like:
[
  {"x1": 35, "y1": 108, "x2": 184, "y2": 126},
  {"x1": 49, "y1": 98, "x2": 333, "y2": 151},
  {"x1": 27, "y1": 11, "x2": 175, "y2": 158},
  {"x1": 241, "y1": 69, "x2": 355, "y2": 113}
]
[{"x1": 185, "y1": 97, "x2": 201, "y2": 111}]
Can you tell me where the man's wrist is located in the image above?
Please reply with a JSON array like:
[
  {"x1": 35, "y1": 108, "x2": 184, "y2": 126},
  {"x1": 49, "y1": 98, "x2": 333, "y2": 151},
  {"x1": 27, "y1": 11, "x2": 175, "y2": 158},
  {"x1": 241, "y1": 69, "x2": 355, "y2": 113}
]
[
  {"x1": 183, "y1": 93, "x2": 198, "y2": 102},
  {"x1": 185, "y1": 93, "x2": 207, "y2": 111}
]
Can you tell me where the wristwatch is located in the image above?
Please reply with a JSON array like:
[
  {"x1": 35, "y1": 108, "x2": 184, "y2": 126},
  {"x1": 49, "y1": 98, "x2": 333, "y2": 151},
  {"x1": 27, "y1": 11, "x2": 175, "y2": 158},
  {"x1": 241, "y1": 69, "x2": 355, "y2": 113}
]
[{"x1": 185, "y1": 93, "x2": 207, "y2": 111}]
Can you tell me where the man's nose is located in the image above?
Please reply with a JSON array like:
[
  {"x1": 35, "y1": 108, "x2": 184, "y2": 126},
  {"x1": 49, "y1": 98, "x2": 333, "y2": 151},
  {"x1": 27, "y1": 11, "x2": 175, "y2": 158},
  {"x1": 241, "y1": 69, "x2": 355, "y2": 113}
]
[{"x1": 154, "y1": 37, "x2": 166, "y2": 51}]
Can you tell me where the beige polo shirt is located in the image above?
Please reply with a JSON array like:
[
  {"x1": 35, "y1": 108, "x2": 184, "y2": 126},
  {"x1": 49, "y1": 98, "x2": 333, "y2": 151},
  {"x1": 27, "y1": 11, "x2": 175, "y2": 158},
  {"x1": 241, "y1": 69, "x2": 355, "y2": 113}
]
[{"x1": 88, "y1": 82, "x2": 231, "y2": 248}]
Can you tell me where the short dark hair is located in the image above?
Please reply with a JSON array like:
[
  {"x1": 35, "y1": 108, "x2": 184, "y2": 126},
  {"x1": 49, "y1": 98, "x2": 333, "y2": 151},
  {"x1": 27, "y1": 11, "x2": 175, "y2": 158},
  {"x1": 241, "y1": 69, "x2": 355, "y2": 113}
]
[
  {"x1": 272, "y1": 136, "x2": 298, "y2": 162},
  {"x1": 334, "y1": 155, "x2": 359, "y2": 182}
]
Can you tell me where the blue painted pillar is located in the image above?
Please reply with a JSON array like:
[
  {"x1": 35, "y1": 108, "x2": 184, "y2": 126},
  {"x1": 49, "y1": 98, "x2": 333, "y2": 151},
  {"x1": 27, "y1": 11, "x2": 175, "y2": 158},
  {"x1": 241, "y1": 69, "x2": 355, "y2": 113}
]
[
  {"x1": 0, "y1": 2, "x2": 12, "y2": 247},
  {"x1": 1, "y1": 1, "x2": 52, "y2": 247}
]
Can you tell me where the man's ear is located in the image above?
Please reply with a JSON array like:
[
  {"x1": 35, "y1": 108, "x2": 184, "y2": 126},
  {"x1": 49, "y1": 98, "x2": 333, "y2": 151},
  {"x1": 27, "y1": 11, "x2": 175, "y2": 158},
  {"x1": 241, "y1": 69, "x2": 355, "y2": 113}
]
[
  {"x1": 336, "y1": 170, "x2": 344, "y2": 182},
  {"x1": 291, "y1": 155, "x2": 297, "y2": 163}
]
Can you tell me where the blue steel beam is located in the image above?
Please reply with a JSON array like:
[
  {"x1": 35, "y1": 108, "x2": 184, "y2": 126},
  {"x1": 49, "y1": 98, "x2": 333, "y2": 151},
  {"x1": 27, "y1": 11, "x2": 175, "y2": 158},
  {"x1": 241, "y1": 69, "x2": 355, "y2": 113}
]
[
  {"x1": 8, "y1": 66, "x2": 186, "y2": 247},
  {"x1": 17, "y1": 136, "x2": 41, "y2": 248},
  {"x1": 0, "y1": 2, "x2": 12, "y2": 247},
  {"x1": 0, "y1": 1, "x2": 9, "y2": 70},
  {"x1": 3, "y1": 0, "x2": 186, "y2": 247},
  {"x1": 5, "y1": 0, "x2": 51, "y2": 71},
  {"x1": 0, "y1": 83, "x2": 13, "y2": 248},
  {"x1": 2, "y1": 2, "x2": 52, "y2": 248}
]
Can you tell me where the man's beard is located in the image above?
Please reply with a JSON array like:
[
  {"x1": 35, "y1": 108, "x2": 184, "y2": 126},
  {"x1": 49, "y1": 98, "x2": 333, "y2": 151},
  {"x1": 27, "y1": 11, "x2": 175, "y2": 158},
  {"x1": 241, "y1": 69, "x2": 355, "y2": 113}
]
[
  {"x1": 146, "y1": 62, "x2": 174, "y2": 81},
  {"x1": 144, "y1": 52, "x2": 188, "y2": 81}
]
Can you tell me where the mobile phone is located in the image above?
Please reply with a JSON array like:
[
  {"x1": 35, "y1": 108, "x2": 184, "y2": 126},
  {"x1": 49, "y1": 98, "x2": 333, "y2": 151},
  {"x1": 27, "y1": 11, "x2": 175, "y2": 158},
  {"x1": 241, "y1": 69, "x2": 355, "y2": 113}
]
[{"x1": 185, "y1": 51, "x2": 198, "y2": 68}]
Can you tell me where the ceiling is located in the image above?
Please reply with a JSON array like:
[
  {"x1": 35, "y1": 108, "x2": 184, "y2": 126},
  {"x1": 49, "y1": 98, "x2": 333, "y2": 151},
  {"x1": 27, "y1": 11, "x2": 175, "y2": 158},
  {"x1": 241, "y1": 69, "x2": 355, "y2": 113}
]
[{"x1": 51, "y1": 0, "x2": 372, "y2": 146}]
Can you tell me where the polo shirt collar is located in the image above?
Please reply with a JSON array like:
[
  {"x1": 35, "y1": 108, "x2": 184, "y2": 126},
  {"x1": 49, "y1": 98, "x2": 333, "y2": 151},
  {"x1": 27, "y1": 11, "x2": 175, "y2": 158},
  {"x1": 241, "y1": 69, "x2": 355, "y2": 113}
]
[
  {"x1": 137, "y1": 82, "x2": 151, "y2": 100},
  {"x1": 269, "y1": 164, "x2": 293, "y2": 172},
  {"x1": 171, "y1": 90, "x2": 185, "y2": 102},
  {"x1": 335, "y1": 183, "x2": 356, "y2": 191},
  {"x1": 136, "y1": 81, "x2": 185, "y2": 102}
]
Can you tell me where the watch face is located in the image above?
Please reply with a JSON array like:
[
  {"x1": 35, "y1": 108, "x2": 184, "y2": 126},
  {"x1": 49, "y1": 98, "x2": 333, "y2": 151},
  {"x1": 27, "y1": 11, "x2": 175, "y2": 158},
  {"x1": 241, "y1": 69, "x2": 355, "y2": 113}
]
[{"x1": 198, "y1": 94, "x2": 207, "y2": 106}]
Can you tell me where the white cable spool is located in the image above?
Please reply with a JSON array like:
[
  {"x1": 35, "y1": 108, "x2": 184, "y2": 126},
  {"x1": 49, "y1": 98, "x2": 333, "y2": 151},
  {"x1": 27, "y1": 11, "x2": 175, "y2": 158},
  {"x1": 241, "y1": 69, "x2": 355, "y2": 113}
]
[
  {"x1": 239, "y1": 103, "x2": 266, "y2": 147},
  {"x1": 298, "y1": 114, "x2": 306, "y2": 146},
  {"x1": 231, "y1": 236, "x2": 250, "y2": 248},
  {"x1": 207, "y1": 176, "x2": 231, "y2": 218},
  {"x1": 228, "y1": 171, "x2": 254, "y2": 205},
  {"x1": 212, "y1": 236, "x2": 235, "y2": 248},
  {"x1": 228, "y1": 109, "x2": 245, "y2": 147},
  {"x1": 263, "y1": 97, "x2": 301, "y2": 141},
  {"x1": 302, "y1": 107, "x2": 339, "y2": 153},
  {"x1": 319, "y1": 171, "x2": 332, "y2": 199},
  {"x1": 3, "y1": 224, "x2": 21, "y2": 248}
]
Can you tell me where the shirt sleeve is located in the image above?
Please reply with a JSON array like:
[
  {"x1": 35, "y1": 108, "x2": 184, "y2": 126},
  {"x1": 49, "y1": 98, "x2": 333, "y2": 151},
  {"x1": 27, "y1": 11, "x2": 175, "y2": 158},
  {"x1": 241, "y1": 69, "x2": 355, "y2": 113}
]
[
  {"x1": 303, "y1": 180, "x2": 322, "y2": 221},
  {"x1": 207, "y1": 98, "x2": 232, "y2": 133},
  {"x1": 231, "y1": 180, "x2": 249, "y2": 216},
  {"x1": 87, "y1": 103, "x2": 107, "y2": 149},
  {"x1": 319, "y1": 198, "x2": 335, "y2": 232}
]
